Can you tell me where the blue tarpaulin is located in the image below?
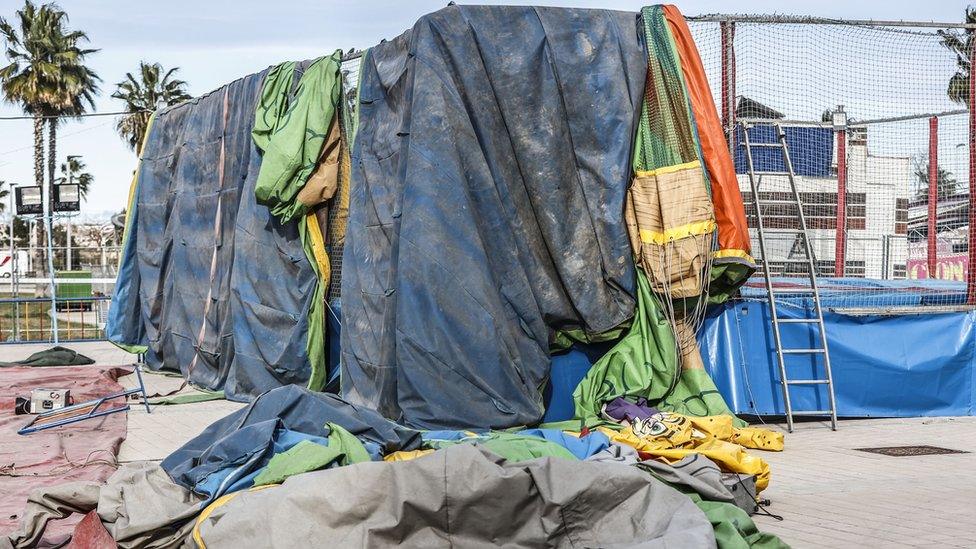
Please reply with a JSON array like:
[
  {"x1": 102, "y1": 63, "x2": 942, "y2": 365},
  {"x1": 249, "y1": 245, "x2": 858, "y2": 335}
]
[
  {"x1": 342, "y1": 5, "x2": 644, "y2": 430},
  {"x1": 733, "y1": 125, "x2": 833, "y2": 178},
  {"x1": 700, "y1": 299, "x2": 976, "y2": 417}
]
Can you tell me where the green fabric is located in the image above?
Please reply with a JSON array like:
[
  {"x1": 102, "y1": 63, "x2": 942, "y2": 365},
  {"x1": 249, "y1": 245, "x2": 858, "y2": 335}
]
[
  {"x1": 148, "y1": 390, "x2": 225, "y2": 406},
  {"x1": 571, "y1": 5, "x2": 745, "y2": 426},
  {"x1": 572, "y1": 270, "x2": 678, "y2": 423},
  {"x1": 708, "y1": 260, "x2": 755, "y2": 305},
  {"x1": 111, "y1": 342, "x2": 149, "y2": 355},
  {"x1": 253, "y1": 54, "x2": 342, "y2": 223},
  {"x1": 550, "y1": 324, "x2": 628, "y2": 353},
  {"x1": 659, "y1": 369, "x2": 745, "y2": 428},
  {"x1": 426, "y1": 432, "x2": 578, "y2": 462},
  {"x1": 251, "y1": 53, "x2": 343, "y2": 392},
  {"x1": 687, "y1": 493, "x2": 790, "y2": 549},
  {"x1": 299, "y1": 218, "x2": 328, "y2": 392},
  {"x1": 632, "y1": 6, "x2": 702, "y2": 176},
  {"x1": 253, "y1": 423, "x2": 370, "y2": 486},
  {"x1": 0, "y1": 346, "x2": 95, "y2": 367}
]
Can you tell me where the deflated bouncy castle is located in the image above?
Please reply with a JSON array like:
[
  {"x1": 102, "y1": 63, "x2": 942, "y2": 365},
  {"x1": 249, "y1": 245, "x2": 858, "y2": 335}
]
[{"x1": 14, "y1": 4, "x2": 794, "y2": 547}]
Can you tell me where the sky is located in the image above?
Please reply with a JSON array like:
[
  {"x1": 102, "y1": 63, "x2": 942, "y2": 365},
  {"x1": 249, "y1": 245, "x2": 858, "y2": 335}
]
[{"x1": 0, "y1": 0, "x2": 971, "y2": 221}]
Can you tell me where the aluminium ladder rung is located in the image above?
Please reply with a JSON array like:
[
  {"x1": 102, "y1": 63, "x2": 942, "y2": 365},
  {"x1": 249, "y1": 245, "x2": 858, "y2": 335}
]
[
  {"x1": 777, "y1": 318, "x2": 819, "y2": 323},
  {"x1": 790, "y1": 410, "x2": 835, "y2": 416},
  {"x1": 770, "y1": 287, "x2": 816, "y2": 293},
  {"x1": 742, "y1": 142, "x2": 785, "y2": 148},
  {"x1": 781, "y1": 348, "x2": 826, "y2": 354},
  {"x1": 786, "y1": 379, "x2": 831, "y2": 385},
  {"x1": 745, "y1": 199, "x2": 803, "y2": 205}
]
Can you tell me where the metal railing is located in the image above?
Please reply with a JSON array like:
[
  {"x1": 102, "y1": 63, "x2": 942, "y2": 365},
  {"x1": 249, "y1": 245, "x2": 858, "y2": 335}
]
[{"x1": 0, "y1": 295, "x2": 110, "y2": 343}]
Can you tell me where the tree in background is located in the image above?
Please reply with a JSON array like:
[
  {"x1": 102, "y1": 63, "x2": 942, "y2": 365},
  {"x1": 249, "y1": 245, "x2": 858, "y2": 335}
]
[
  {"x1": 913, "y1": 154, "x2": 960, "y2": 200},
  {"x1": 0, "y1": 1, "x2": 99, "y2": 271},
  {"x1": 0, "y1": 180, "x2": 8, "y2": 214},
  {"x1": 113, "y1": 62, "x2": 191, "y2": 153},
  {"x1": 40, "y1": 9, "x2": 99, "y2": 209},
  {"x1": 939, "y1": 7, "x2": 976, "y2": 108}
]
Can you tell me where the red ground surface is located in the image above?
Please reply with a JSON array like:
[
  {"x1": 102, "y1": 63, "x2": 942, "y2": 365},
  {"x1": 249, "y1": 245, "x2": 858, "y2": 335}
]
[{"x1": 0, "y1": 364, "x2": 130, "y2": 547}]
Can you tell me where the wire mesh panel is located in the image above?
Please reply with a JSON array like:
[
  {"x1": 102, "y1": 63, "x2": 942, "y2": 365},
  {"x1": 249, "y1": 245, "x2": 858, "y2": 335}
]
[
  {"x1": 326, "y1": 53, "x2": 362, "y2": 305},
  {"x1": 689, "y1": 16, "x2": 976, "y2": 311}
]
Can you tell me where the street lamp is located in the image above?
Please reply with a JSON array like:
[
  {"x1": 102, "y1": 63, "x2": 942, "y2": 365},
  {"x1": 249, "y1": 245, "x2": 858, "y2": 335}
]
[{"x1": 59, "y1": 155, "x2": 82, "y2": 271}]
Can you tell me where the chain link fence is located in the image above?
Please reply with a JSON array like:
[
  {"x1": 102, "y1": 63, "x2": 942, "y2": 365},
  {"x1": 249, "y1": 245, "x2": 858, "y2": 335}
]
[{"x1": 689, "y1": 15, "x2": 976, "y2": 310}]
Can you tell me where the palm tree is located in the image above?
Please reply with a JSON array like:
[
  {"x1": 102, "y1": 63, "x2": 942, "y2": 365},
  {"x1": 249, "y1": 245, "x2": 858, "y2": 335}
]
[
  {"x1": 0, "y1": 1, "x2": 99, "y2": 271},
  {"x1": 938, "y1": 8, "x2": 976, "y2": 107},
  {"x1": 112, "y1": 62, "x2": 191, "y2": 153},
  {"x1": 0, "y1": 2, "x2": 58, "y2": 191},
  {"x1": 42, "y1": 18, "x2": 99, "y2": 206},
  {"x1": 0, "y1": 180, "x2": 9, "y2": 214}
]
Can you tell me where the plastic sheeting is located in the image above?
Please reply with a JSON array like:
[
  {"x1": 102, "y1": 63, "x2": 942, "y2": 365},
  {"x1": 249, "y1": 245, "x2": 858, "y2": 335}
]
[
  {"x1": 700, "y1": 298, "x2": 976, "y2": 417},
  {"x1": 107, "y1": 68, "x2": 323, "y2": 400},
  {"x1": 733, "y1": 125, "x2": 833, "y2": 178},
  {"x1": 342, "y1": 5, "x2": 645, "y2": 429}
]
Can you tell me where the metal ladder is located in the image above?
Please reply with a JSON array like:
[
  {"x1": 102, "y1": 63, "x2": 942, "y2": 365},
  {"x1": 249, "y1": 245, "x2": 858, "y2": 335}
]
[{"x1": 739, "y1": 121, "x2": 837, "y2": 432}]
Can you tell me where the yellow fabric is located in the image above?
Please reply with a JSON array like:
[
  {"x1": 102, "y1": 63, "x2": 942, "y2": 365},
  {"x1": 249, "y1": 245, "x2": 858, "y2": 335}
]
[
  {"x1": 118, "y1": 113, "x2": 157, "y2": 268},
  {"x1": 634, "y1": 159, "x2": 701, "y2": 178},
  {"x1": 624, "y1": 164, "x2": 715, "y2": 298},
  {"x1": 383, "y1": 449, "x2": 435, "y2": 462},
  {"x1": 595, "y1": 411, "x2": 783, "y2": 492},
  {"x1": 306, "y1": 211, "x2": 331, "y2": 289},
  {"x1": 638, "y1": 219, "x2": 717, "y2": 246},
  {"x1": 730, "y1": 427, "x2": 786, "y2": 452},
  {"x1": 713, "y1": 248, "x2": 755, "y2": 262},
  {"x1": 193, "y1": 484, "x2": 278, "y2": 549}
]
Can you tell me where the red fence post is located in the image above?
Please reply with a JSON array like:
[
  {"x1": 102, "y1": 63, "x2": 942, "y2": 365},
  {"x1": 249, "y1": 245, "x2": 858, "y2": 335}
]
[
  {"x1": 928, "y1": 116, "x2": 939, "y2": 278},
  {"x1": 835, "y1": 129, "x2": 847, "y2": 277},
  {"x1": 969, "y1": 44, "x2": 976, "y2": 304}
]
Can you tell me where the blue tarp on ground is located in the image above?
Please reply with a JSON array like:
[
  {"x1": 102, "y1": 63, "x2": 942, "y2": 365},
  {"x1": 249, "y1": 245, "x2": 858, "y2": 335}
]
[
  {"x1": 733, "y1": 125, "x2": 833, "y2": 178},
  {"x1": 700, "y1": 297, "x2": 976, "y2": 417},
  {"x1": 342, "y1": 5, "x2": 644, "y2": 429}
]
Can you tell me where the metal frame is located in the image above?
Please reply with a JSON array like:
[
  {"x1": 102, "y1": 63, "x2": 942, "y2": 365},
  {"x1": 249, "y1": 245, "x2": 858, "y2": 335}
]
[
  {"x1": 18, "y1": 362, "x2": 151, "y2": 435},
  {"x1": 740, "y1": 121, "x2": 838, "y2": 432},
  {"x1": 688, "y1": 14, "x2": 976, "y2": 30}
]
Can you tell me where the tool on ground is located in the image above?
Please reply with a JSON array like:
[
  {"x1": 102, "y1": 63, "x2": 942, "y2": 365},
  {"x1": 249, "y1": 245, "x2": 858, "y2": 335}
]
[{"x1": 17, "y1": 362, "x2": 152, "y2": 435}]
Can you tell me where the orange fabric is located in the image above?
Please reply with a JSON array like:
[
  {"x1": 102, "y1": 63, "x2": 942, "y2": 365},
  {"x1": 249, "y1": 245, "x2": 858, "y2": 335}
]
[{"x1": 663, "y1": 5, "x2": 751, "y2": 256}]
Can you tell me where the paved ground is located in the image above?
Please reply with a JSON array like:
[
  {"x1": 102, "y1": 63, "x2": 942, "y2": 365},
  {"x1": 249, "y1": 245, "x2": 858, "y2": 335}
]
[
  {"x1": 753, "y1": 416, "x2": 976, "y2": 548},
  {"x1": 3, "y1": 342, "x2": 974, "y2": 547}
]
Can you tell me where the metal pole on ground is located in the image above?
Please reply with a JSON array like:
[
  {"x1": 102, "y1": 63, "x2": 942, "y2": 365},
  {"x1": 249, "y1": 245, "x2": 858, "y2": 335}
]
[{"x1": 928, "y1": 116, "x2": 939, "y2": 278}]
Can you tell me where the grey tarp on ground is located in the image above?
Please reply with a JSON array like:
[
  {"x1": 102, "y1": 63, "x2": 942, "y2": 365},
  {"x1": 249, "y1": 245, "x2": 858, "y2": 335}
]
[
  {"x1": 342, "y1": 5, "x2": 645, "y2": 429},
  {"x1": 193, "y1": 444, "x2": 716, "y2": 548},
  {"x1": 2, "y1": 462, "x2": 202, "y2": 549},
  {"x1": 106, "y1": 66, "x2": 322, "y2": 401},
  {"x1": 160, "y1": 385, "x2": 422, "y2": 490}
]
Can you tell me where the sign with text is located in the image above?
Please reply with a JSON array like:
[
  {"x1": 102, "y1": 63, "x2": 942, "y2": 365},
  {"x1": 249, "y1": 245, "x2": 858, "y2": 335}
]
[{"x1": 907, "y1": 255, "x2": 968, "y2": 281}]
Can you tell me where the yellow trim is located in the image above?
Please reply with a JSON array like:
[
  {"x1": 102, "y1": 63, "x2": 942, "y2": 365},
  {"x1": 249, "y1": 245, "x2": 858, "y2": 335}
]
[
  {"x1": 305, "y1": 211, "x2": 331, "y2": 287},
  {"x1": 117, "y1": 113, "x2": 157, "y2": 269},
  {"x1": 193, "y1": 484, "x2": 278, "y2": 548},
  {"x1": 639, "y1": 219, "x2": 716, "y2": 245},
  {"x1": 713, "y1": 248, "x2": 755, "y2": 263},
  {"x1": 634, "y1": 160, "x2": 701, "y2": 178}
]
